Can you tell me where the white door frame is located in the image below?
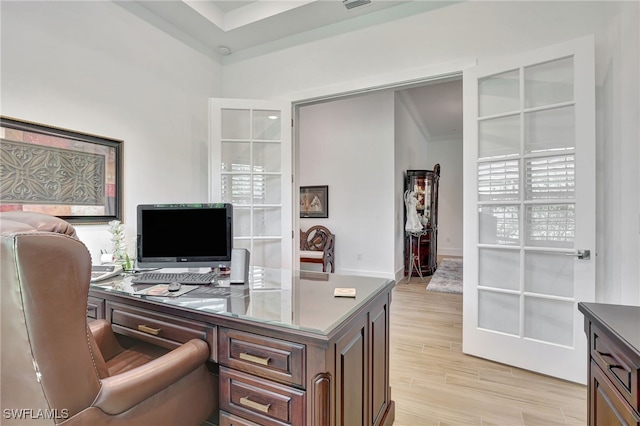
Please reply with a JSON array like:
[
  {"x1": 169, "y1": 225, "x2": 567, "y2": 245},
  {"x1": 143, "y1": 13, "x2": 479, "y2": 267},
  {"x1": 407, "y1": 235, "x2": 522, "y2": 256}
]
[{"x1": 287, "y1": 58, "x2": 476, "y2": 270}]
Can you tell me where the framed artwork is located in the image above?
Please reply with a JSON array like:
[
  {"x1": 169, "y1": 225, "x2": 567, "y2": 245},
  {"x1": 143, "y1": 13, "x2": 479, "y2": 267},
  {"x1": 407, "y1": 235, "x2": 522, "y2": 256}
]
[
  {"x1": 0, "y1": 116, "x2": 123, "y2": 224},
  {"x1": 300, "y1": 185, "x2": 328, "y2": 218}
]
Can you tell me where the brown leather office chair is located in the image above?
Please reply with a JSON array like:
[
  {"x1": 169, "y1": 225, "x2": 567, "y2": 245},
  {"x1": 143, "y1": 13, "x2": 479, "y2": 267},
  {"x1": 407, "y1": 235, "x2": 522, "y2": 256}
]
[{"x1": 0, "y1": 211, "x2": 216, "y2": 425}]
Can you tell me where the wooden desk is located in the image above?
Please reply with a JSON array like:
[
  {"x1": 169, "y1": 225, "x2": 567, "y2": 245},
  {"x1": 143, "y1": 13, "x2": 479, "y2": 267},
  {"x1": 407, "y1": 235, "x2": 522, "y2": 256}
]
[
  {"x1": 89, "y1": 268, "x2": 395, "y2": 426},
  {"x1": 578, "y1": 302, "x2": 640, "y2": 426}
]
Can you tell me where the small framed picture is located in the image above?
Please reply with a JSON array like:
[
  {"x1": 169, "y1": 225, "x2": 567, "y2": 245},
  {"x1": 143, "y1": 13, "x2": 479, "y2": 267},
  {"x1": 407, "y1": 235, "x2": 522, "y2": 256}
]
[{"x1": 300, "y1": 185, "x2": 328, "y2": 218}]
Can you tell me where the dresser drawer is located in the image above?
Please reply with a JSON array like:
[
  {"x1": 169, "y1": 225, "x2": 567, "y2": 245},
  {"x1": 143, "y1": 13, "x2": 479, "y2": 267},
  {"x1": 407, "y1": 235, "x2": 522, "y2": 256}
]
[
  {"x1": 106, "y1": 301, "x2": 217, "y2": 361},
  {"x1": 591, "y1": 323, "x2": 640, "y2": 411},
  {"x1": 219, "y1": 328, "x2": 305, "y2": 387},
  {"x1": 219, "y1": 366, "x2": 305, "y2": 426}
]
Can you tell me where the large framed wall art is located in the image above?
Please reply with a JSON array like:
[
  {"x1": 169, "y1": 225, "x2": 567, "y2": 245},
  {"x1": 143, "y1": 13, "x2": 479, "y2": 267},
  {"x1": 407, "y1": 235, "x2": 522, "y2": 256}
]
[{"x1": 0, "y1": 116, "x2": 123, "y2": 224}]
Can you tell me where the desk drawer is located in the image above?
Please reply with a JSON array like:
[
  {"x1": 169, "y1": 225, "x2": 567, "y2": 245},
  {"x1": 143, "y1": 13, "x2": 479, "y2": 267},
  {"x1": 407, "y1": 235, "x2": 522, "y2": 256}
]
[
  {"x1": 220, "y1": 411, "x2": 262, "y2": 426},
  {"x1": 220, "y1": 366, "x2": 304, "y2": 426},
  {"x1": 591, "y1": 323, "x2": 640, "y2": 411},
  {"x1": 219, "y1": 328, "x2": 305, "y2": 387},
  {"x1": 87, "y1": 296, "x2": 104, "y2": 320},
  {"x1": 106, "y1": 301, "x2": 216, "y2": 361}
]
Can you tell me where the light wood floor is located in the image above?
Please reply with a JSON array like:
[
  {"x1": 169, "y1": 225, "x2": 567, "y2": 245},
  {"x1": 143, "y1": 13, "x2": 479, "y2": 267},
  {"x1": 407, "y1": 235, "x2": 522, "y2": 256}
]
[{"x1": 390, "y1": 266, "x2": 588, "y2": 425}]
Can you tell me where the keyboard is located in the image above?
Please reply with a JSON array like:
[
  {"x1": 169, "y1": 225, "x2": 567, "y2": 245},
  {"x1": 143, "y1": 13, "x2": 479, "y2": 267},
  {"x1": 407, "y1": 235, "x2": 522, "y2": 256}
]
[
  {"x1": 131, "y1": 271, "x2": 216, "y2": 285},
  {"x1": 91, "y1": 264, "x2": 123, "y2": 282}
]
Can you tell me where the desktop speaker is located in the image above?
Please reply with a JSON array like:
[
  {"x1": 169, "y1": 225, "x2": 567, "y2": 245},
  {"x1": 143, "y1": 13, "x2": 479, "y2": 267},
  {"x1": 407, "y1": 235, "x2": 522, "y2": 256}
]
[{"x1": 230, "y1": 248, "x2": 250, "y2": 284}]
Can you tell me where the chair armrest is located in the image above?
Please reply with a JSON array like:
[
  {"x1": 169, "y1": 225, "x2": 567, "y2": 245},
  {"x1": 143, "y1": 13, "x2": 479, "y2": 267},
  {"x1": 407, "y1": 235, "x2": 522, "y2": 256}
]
[
  {"x1": 92, "y1": 339, "x2": 210, "y2": 415},
  {"x1": 89, "y1": 319, "x2": 124, "y2": 362}
]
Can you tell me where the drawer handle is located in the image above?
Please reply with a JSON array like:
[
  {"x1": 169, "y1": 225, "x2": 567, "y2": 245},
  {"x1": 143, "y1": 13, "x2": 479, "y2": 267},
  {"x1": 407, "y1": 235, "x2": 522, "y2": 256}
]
[
  {"x1": 138, "y1": 324, "x2": 161, "y2": 336},
  {"x1": 239, "y1": 396, "x2": 270, "y2": 413},
  {"x1": 595, "y1": 350, "x2": 623, "y2": 369},
  {"x1": 239, "y1": 352, "x2": 270, "y2": 366}
]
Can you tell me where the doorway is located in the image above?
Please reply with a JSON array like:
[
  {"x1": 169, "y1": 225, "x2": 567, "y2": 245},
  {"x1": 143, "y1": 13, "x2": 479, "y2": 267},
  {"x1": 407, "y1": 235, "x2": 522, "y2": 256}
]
[{"x1": 294, "y1": 76, "x2": 463, "y2": 279}]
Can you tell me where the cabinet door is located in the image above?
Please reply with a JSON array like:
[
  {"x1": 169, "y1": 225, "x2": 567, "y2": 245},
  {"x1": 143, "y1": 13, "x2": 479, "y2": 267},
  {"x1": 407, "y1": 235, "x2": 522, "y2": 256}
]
[
  {"x1": 335, "y1": 319, "x2": 367, "y2": 426},
  {"x1": 591, "y1": 361, "x2": 640, "y2": 426},
  {"x1": 370, "y1": 297, "x2": 390, "y2": 426}
]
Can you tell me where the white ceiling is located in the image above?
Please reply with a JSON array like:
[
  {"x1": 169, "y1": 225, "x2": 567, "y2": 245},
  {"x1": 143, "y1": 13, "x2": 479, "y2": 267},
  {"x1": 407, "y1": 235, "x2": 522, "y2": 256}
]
[{"x1": 118, "y1": 0, "x2": 462, "y2": 139}]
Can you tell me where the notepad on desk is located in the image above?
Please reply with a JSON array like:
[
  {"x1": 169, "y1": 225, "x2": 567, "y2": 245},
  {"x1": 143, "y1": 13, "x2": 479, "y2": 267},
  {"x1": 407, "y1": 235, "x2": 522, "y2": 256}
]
[{"x1": 333, "y1": 287, "x2": 356, "y2": 298}]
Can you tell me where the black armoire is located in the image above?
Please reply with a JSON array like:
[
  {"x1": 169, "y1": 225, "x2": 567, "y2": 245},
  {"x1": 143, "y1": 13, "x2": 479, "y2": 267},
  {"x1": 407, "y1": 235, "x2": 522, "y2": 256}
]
[{"x1": 404, "y1": 165, "x2": 440, "y2": 277}]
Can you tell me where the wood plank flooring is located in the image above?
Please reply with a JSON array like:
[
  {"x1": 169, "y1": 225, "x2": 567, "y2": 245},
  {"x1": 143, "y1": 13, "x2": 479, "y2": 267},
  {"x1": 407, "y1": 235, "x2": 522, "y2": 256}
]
[{"x1": 390, "y1": 266, "x2": 588, "y2": 425}]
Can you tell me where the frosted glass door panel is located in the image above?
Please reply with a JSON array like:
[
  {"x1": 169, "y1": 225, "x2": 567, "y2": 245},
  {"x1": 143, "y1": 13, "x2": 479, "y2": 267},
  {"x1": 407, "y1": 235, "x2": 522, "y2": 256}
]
[
  {"x1": 234, "y1": 207, "x2": 251, "y2": 237},
  {"x1": 253, "y1": 240, "x2": 281, "y2": 269},
  {"x1": 525, "y1": 204, "x2": 574, "y2": 248},
  {"x1": 221, "y1": 175, "x2": 251, "y2": 205},
  {"x1": 478, "y1": 69, "x2": 520, "y2": 116},
  {"x1": 253, "y1": 207, "x2": 281, "y2": 236},
  {"x1": 221, "y1": 142, "x2": 250, "y2": 172},
  {"x1": 253, "y1": 175, "x2": 281, "y2": 204},
  {"x1": 526, "y1": 155, "x2": 575, "y2": 200},
  {"x1": 525, "y1": 251, "x2": 574, "y2": 297},
  {"x1": 478, "y1": 291, "x2": 519, "y2": 335},
  {"x1": 478, "y1": 115, "x2": 520, "y2": 159},
  {"x1": 479, "y1": 248, "x2": 519, "y2": 290},
  {"x1": 221, "y1": 109, "x2": 250, "y2": 139},
  {"x1": 252, "y1": 110, "x2": 281, "y2": 140},
  {"x1": 524, "y1": 106, "x2": 575, "y2": 153},
  {"x1": 478, "y1": 160, "x2": 519, "y2": 201},
  {"x1": 524, "y1": 298, "x2": 573, "y2": 346},
  {"x1": 479, "y1": 205, "x2": 520, "y2": 245},
  {"x1": 524, "y1": 57, "x2": 574, "y2": 108},
  {"x1": 253, "y1": 142, "x2": 281, "y2": 172}
]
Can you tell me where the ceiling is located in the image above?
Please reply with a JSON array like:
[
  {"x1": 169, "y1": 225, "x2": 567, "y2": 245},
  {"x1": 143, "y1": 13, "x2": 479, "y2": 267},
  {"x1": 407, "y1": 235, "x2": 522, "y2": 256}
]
[{"x1": 117, "y1": 0, "x2": 462, "y2": 140}]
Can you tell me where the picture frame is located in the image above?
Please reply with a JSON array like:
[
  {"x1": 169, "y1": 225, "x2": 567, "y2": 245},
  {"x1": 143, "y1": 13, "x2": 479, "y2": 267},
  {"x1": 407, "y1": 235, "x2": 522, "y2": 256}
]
[
  {"x1": 0, "y1": 116, "x2": 123, "y2": 224},
  {"x1": 300, "y1": 185, "x2": 328, "y2": 218}
]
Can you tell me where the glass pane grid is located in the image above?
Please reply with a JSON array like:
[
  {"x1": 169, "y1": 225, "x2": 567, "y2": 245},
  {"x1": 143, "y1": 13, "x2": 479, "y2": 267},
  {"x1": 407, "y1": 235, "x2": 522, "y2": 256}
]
[
  {"x1": 525, "y1": 204, "x2": 575, "y2": 247},
  {"x1": 478, "y1": 69, "x2": 520, "y2": 117},
  {"x1": 478, "y1": 160, "x2": 520, "y2": 201},
  {"x1": 479, "y1": 205, "x2": 520, "y2": 245},
  {"x1": 526, "y1": 155, "x2": 575, "y2": 200},
  {"x1": 524, "y1": 57, "x2": 574, "y2": 109}
]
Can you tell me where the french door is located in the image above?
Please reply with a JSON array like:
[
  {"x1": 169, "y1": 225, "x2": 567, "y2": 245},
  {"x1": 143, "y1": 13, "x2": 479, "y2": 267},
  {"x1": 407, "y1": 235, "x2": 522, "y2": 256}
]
[
  {"x1": 209, "y1": 98, "x2": 293, "y2": 269},
  {"x1": 462, "y1": 36, "x2": 596, "y2": 384}
]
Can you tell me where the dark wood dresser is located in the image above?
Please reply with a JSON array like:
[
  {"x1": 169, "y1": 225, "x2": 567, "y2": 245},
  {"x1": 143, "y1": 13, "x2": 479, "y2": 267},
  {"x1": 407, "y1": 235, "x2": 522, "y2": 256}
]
[{"x1": 578, "y1": 302, "x2": 640, "y2": 426}]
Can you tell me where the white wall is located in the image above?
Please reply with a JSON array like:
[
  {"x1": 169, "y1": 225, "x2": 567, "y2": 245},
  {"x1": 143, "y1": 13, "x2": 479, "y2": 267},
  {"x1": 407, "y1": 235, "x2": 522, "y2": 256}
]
[
  {"x1": 223, "y1": 1, "x2": 639, "y2": 304},
  {"x1": 428, "y1": 137, "x2": 463, "y2": 257},
  {"x1": 1, "y1": 1, "x2": 222, "y2": 262},
  {"x1": 298, "y1": 91, "x2": 395, "y2": 278}
]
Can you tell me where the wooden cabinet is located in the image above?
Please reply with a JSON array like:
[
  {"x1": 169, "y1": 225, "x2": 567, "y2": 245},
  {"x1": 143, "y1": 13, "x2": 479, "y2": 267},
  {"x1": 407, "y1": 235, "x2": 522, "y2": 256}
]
[
  {"x1": 404, "y1": 166, "x2": 440, "y2": 277},
  {"x1": 578, "y1": 303, "x2": 640, "y2": 426}
]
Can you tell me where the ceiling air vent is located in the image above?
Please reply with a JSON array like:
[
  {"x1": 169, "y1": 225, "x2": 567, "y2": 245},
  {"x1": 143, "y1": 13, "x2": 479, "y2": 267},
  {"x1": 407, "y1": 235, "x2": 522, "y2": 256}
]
[{"x1": 343, "y1": 0, "x2": 371, "y2": 10}]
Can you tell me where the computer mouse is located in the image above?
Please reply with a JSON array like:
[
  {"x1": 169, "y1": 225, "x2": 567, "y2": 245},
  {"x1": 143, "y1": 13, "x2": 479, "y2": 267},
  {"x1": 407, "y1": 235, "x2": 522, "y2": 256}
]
[{"x1": 168, "y1": 282, "x2": 181, "y2": 292}]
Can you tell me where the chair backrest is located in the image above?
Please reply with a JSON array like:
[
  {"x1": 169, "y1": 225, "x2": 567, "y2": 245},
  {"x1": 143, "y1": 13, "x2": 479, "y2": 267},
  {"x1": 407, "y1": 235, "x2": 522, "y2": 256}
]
[
  {"x1": 1, "y1": 212, "x2": 102, "y2": 422},
  {"x1": 301, "y1": 225, "x2": 334, "y2": 251}
]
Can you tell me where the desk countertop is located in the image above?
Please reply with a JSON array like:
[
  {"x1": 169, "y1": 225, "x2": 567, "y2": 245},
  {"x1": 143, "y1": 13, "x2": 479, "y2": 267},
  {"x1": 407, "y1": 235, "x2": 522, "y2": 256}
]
[
  {"x1": 578, "y1": 302, "x2": 640, "y2": 356},
  {"x1": 91, "y1": 267, "x2": 395, "y2": 336}
]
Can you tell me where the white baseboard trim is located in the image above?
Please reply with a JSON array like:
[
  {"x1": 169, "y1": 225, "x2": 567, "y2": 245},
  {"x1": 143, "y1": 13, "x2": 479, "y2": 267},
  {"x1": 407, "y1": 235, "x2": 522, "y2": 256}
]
[{"x1": 439, "y1": 247, "x2": 463, "y2": 257}]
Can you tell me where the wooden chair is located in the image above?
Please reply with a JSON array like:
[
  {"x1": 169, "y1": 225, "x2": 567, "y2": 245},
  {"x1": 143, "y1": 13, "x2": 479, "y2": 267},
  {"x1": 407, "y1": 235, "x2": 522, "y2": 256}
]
[{"x1": 300, "y1": 225, "x2": 335, "y2": 273}]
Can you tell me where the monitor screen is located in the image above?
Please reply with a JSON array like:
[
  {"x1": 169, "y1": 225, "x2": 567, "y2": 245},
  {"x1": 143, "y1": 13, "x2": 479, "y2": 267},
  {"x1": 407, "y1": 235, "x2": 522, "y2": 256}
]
[{"x1": 136, "y1": 203, "x2": 233, "y2": 269}]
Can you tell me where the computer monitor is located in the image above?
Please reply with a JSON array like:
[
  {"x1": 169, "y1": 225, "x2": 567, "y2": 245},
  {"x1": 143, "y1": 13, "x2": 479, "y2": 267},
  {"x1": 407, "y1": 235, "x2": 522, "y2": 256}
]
[{"x1": 136, "y1": 203, "x2": 233, "y2": 269}]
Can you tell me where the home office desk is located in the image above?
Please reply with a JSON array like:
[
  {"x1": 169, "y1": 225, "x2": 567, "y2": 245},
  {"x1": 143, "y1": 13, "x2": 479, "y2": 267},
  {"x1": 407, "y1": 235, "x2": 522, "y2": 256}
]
[{"x1": 88, "y1": 268, "x2": 395, "y2": 426}]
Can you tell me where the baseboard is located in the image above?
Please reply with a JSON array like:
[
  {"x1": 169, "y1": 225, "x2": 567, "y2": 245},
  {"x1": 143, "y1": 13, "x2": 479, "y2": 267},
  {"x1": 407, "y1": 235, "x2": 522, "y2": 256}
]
[{"x1": 439, "y1": 247, "x2": 463, "y2": 257}]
